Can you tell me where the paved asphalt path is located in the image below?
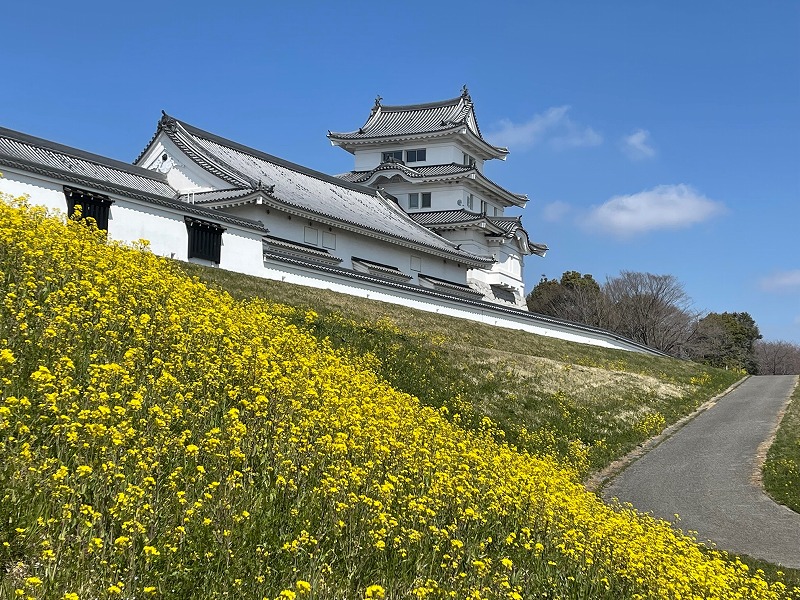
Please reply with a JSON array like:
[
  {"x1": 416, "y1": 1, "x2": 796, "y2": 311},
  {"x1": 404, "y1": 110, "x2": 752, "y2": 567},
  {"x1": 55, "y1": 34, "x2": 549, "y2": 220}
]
[{"x1": 603, "y1": 375, "x2": 800, "y2": 568}]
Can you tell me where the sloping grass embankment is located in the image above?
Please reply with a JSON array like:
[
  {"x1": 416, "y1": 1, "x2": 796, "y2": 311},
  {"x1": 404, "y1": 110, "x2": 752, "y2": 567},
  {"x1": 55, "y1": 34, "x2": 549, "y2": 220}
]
[{"x1": 1, "y1": 197, "x2": 795, "y2": 598}]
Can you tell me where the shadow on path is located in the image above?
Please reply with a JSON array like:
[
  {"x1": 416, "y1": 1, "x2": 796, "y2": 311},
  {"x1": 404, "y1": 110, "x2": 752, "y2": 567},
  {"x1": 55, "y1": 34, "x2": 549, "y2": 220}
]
[{"x1": 603, "y1": 375, "x2": 800, "y2": 568}]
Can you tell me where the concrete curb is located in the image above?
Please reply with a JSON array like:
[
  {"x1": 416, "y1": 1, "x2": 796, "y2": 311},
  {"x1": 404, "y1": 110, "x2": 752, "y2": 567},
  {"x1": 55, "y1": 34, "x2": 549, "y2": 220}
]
[{"x1": 583, "y1": 375, "x2": 751, "y2": 493}]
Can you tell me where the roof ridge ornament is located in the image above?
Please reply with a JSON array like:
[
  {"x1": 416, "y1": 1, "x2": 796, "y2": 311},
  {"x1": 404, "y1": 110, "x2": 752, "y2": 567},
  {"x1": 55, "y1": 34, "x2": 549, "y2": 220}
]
[
  {"x1": 370, "y1": 95, "x2": 382, "y2": 116},
  {"x1": 461, "y1": 85, "x2": 471, "y2": 102},
  {"x1": 159, "y1": 110, "x2": 177, "y2": 132}
]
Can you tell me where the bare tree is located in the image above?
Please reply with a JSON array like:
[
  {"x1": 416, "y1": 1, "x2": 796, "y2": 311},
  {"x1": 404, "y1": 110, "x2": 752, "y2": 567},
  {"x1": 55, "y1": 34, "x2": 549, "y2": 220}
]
[
  {"x1": 753, "y1": 340, "x2": 800, "y2": 374},
  {"x1": 603, "y1": 271, "x2": 698, "y2": 355}
]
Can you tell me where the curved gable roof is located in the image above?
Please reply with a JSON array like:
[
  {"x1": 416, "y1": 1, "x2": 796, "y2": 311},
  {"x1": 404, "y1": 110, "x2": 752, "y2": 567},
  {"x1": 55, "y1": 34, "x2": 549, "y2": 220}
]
[
  {"x1": 328, "y1": 88, "x2": 508, "y2": 160},
  {"x1": 145, "y1": 115, "x2": 491, "y2": 266}
]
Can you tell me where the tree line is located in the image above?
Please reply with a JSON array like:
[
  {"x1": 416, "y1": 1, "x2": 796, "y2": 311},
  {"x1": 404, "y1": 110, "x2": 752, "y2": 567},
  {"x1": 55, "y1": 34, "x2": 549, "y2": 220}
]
[{"x1": 526, "y1": 271, "x2": 800, "y2": 374}]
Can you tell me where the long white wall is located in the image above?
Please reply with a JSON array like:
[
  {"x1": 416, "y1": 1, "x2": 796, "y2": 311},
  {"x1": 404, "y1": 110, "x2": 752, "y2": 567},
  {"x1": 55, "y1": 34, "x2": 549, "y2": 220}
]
[
  {"x1": 224, "y1": 203, "x2": 471, "y2": 283},
  {"x1": 0, "y1": 168, "x2": 265, "y2": 276},
  {"x1": 0, "y1": 170, "x2": 661, "y2": 356},
  {"x1": 259, "y1": 257, "x2": 663, "y2": 355}
]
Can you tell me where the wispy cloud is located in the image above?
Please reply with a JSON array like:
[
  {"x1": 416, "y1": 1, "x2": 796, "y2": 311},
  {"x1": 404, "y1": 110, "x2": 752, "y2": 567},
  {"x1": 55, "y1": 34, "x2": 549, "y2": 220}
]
[
  {"x1": 621, "y1": 129, "x2": 656, "y2": 160},
  {"x1": 760, "y1": 270, "x2": 800, "y2": 292},
  {"x1": 541, "y1": 200, "x2": 571, "y2": 222},
  {"x1": 489, "y1": 106, "x2": 602, "y2": 151},
  {"x1": 583, "y1": 184, "x2": 725, "y2": 237}
]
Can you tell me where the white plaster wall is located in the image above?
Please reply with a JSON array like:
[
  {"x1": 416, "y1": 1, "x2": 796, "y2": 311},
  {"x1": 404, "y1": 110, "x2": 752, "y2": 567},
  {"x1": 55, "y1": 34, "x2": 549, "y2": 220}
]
[
  {"x1": 0, "y1": 169, "x2": 660, "y2": 352},
  {"x1": 353, "y1": 148, "x2": 383, "y2": 171},
  {"x1": 436, "y1": 229, "x2": 489, "y2": 258},
  {"x1": 377, "y1": 183, "x2": 462, "y2": 212},
  {"x1": 0, "y1": 169, "x2": 69, "y2": 213},
  {"x1": 217, "y1": 229, "x2": 267, "y2": 276},
  {"x1": 0, "y1": 168, "x2": 264, "y2": 276},
  {"x1": 352, "y1": 141, "x2": 485, "y2": 173},
  {"x1": 259, "y1": 259, "x2": 658, "y2": 354},
  {"x1": 137, "y1": 135, "x2": 232, "y2": 194},
  {"x1": 221, "y1": 203, "x2": 471, "y2": 283},
  {"x1": 109, "y1": 202, "x2": 189, "y2": 259}
]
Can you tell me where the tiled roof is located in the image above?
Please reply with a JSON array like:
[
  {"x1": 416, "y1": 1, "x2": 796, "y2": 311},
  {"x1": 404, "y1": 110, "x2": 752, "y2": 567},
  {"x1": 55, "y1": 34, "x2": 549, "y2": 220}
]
[
  {"x1": 153, "y1": 115, "x2": 490, "y2": 266},
  {"x1": 337, "y1": 161, "x2": 527, "y2": 207},
  {"x1": 328, "y1": 88, "x2": 508, "y2": 159},
  {"x1": 261, "y1": 250, "x2": 667, "y2": 357},
  {"x1": 180, "y1": 187, "x2": 253, "y2": 203},
  {"x1": 263, "y1": 235, "x2": 342, "y2": 266},
  {"x1": 0, "y1": 126, "x2": 175, "y2": 199},
  {"x1": 487, "y1": 215, "x2": 524, "y2": 234},
  {"x1": 410, "y1": 209, "x2": 502, "y2": 230},
  {"x1": 0, "y1": 126, "x2": 268, "y2": 233},
  {"x1": 410, "y1": 210, "x2": 548, "y2": 257},
  {"x1": 338, "y1": 162, "x2": 472, "y2": 183},
  {"x1": 351, "y1": 257, "x2": 412, "y2": 281},
  {"x1": 418, "y1": 273, "x2": 484, "y2": 298},
  {"x1": 486, "y1": 215, "x2": 548, "y2": 257}
]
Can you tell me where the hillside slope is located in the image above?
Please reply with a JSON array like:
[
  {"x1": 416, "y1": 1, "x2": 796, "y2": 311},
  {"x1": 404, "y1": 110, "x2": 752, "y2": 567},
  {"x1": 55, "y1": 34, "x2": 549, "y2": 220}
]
[
  {"x1": 180, "y1": 263, "x2": 742, "y2": 478},
  {"x1": 0, "y1": 198, "x2": 791, "y2": 599}
]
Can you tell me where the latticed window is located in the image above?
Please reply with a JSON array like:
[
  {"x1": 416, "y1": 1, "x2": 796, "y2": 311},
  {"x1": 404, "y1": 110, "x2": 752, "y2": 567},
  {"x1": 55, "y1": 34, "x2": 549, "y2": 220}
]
[
  {"x1": 63, "y1": 186, "x2": 114, "y2": 230},
  {"x1": 185, "y1": 217, "x2": 225, "y2": 263}
]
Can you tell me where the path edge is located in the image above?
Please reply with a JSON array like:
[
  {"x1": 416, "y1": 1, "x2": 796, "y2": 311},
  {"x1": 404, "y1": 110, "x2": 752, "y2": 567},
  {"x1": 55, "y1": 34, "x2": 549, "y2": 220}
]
[
  {"x1": 751, "y1": 375, "x2": 799, "y2": 488},
  {"x1": 584, "y1": 375, "x2": 750, "y2": 493}
]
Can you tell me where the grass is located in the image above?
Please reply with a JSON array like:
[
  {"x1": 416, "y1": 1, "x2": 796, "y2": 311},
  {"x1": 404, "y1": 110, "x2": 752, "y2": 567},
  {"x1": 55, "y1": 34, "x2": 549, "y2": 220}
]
[
  {"x1": 763, "y1": 378, "x2": 800, "y2": 512},
  {"x1": 179, "y1": 262, "x2": 742, "y2": 478},
  {"x1": 178, "y1": 264, "x2": 800, "y2": 593},
  {"x1": 2, "y1": 198, "x2": 797, "y2": 599}
]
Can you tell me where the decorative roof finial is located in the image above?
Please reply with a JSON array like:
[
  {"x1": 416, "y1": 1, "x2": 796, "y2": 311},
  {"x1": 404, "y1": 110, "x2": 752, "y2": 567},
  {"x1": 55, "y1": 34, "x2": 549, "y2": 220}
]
[
  {"x1": 370, "y1": 95, "x2": 383, "y2": 116},
  {"x1": 159, "y1": 110, "x2": 177, "y2": 132},
  {"x1": 461, "y1": 85, "x2": 471, "y2": 101}
]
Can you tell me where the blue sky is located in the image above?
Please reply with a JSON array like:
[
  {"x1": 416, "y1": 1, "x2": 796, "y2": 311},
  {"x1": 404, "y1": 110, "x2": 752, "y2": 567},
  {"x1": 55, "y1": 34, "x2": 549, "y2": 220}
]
[{"x1": 3, "y1": 1, "x2": 799, "y2": 343}]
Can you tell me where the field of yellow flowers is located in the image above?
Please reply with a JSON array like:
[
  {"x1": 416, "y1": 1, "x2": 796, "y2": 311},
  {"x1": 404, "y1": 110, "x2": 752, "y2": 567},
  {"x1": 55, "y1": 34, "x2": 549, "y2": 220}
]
[{"x1": 0, "y1": 197, "x2": 793, "y2": 599}]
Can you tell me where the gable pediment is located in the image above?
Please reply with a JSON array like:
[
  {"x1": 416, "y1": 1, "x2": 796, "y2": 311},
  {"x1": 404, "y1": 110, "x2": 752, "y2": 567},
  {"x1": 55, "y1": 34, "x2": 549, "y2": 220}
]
[{"x1": 135, "y1": 131, "x2": 233, "y2": 194}]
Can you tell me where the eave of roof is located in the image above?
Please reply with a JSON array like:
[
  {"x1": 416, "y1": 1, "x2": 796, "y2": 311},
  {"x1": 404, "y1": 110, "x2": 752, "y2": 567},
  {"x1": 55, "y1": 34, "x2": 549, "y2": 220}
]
[
  {"x1": 329, "y1": 126, "x2": 508, "y2": 161},
  {"x1": 148, "y1": 117, "x2": 493, "y2": 266},
  {"x1": 339, "y1": 161, "x2": 528, "y2": 207},
  {"x1": 0, "y1": 125, "x2": 268, "y2": 233},
  {"x1": 409, "y1": 209, "x2": 508, "y2": 235},
  {"x1": 328, "y1": 89, "x2": 509, "y2": 160}
]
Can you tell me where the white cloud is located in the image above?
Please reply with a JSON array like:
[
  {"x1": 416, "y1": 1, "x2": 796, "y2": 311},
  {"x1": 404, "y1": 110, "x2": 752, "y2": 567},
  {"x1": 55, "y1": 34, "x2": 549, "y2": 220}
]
[
  {"x1": 541, "y1": 200, "x2": 571, "y2": 222},
  {"x1": 489, "y1": 106, "x2": 603, "y2": 151},
  {"x1": 760, "y1": 270, "x2": 800, "y2": 292},
  {"x1": 583, "y1": 184, "x2": 725, "y2": 237},
  {"x1": 622, "y1": 129, "x2": 656, "y2": 160}
]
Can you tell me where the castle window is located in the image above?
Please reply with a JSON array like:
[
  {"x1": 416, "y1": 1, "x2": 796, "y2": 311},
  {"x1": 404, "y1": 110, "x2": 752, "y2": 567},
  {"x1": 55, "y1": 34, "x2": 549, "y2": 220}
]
[
  {"x1": 382, "y1": 150, "x2": 403, "y2": 163},
  {"x1": 405, "y1": 148, "x2": 426, "y2": 162},
  {"x1": 185, "y1": 217, "x2": 225, "y2": 263},
  {"x1": 63, "y1": 186, "x2": 113, "y2": 230},
  {"x1": 409, "y1": 192, "x2": 431, "y2": 210},
  {"x1": 466, "y1": 193, "x2": 474, "y2": 210},
  {"x1": 463, "y1": 152, "x2": 476, "y2": 167}
]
